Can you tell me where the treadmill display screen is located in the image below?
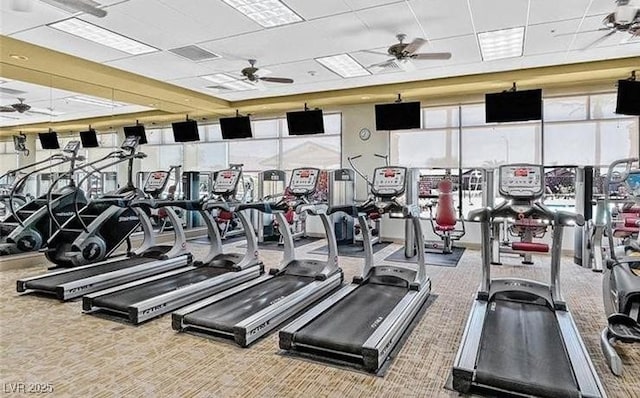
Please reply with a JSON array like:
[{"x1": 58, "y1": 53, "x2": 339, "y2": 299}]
[
  {"x1": 372, "y1": 167, "x2": 407, "y2": 197},
  {"x1": 499, "y1": 165, "x2": 544, "y2": 199},
  {"x1": 145, "y1": 172, "x2": 169, "y2": 192},
  {"x1": 213, "y1": 169, "x2": 241, "y2": 195},
  {"x1": 63, "y1": 141, "x2": 81, "y2": 154},
  {"x1": 289, "y1": 168, "x2": 319, "y2": 195}
]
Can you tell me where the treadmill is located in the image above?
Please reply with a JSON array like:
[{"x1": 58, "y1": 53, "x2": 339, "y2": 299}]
[
  {"x1": 452, "y1": 164, "x2": 606, "y2": 398},
  {"x1": 82, "y1": 167, "x2": 264, "y2": 324},
  {"x1": 279, "y1": 166, "x2": 431, "y2": 373},
  {"x1": 172, "y1": 167, "x2": 343, "y2": 347},
  {"x1": 16, "y1": 171, "x2": 191, "y2": 301}
]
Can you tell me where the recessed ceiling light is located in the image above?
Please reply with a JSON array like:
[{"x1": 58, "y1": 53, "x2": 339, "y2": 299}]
[
  {"x1": 48, "y1": 18, "x2": 158, "y2": 55},
  {"x1": 477, "y1": 26, "x2": 525, "y2": 61},
  {"x1": 9, "y1": 54, "x2": 29, "y2": 61},
  {"x1": 221, "y1": 0, "x2": 303, "y2": 28},
  {"x1": 361, "y1": 96, "x2": 371, "y2": 100},
  {"x1": 66, "y1": 95, "x2": 127, "y2": 108},
  {"x1": 315, "y1": 54, "x2": 371, "y2": 78},
  {"x1": 201, "y1": 74, "x2": 257, "y2": 91}
]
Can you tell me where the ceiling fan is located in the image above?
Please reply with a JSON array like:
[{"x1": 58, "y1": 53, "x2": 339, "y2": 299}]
[
  {"x1": 367, "y1": 34, "x2": 452, "y2": 70},
  {"x1": 555, "y1": 0, "x2": 639, "y2": 49},
  {"x1": 0, "y1": 98, "x2": 59, "y2": 116},
  {"x1": 11, "y1": 0, "x2": 107, "y2": 18},
  {"x1": 240, "y1": 59, "x2": 294, "y2": 84}
]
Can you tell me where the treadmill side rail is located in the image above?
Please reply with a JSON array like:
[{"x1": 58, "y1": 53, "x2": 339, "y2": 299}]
[
  {"x1": 362, "y1": 281, "x2": 431, "y2": 371},
  {"x1": 235, "y1": 273, "x2": 343, "y2": 346},
  {"x1": 452, "y1": 298, "x2": 488, "y2": 393},
  {"x1": 556, "y1": 311, "x2": 608, "y2": 398}
]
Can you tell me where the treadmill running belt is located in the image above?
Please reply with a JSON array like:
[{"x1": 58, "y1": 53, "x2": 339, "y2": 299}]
[
  {"x1": 91, "y1": 267, "x2": 231, "y2": 312},
  {"x1": 25, "y1": 257, "x2": 153, "y2": 291},
  {"x1": 475, "y1": 299, "x2": 580, "y2": 398},
  {"x1": 183, "y1": 275, "x2": 314, "y2": 334},
  {"x1": 293, "y1": 283, "x2": 407, "y2": 355}
]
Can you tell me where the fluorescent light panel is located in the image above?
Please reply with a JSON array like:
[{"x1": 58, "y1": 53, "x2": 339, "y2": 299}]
[
  {"x1": 66, "y1": 95, "x2": 128, "y2": 108},
  {"x1": 315, "y1": 54, "x2": 371, "y2": 78},
  {"x1": 478, "y1": 26, "x2": 525, "y2": 61},
  {"x1": 48, "y1": 18, "x2": 158, "y2": 55},
  {"x1": 222, "y1": 0, "x2": 302, "y2": 27},
  {"x1": 202, "y1": 74, "x2": 256, "y2": 91}
]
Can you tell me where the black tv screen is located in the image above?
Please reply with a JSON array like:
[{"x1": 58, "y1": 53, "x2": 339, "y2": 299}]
[
  {"x1": 375, "y1": 101, "x2": 421, "y2": 131},
  {"x1": 80, "y1": 129, "x2": 99, "y2": 148},
  {"x1": 172, "y1": 120, "x2": 200, "y2": 142},
  {"x1": 286, "y1": 110, "x2": 325, "y2": 135},
  {"x1": 123, "y1": 124, "x2": 147, "y2": 145},
  {"x1": 485, "y1": 89, "x2": 542, "y2": 123},
  {"x1": 38, "y1": 132, "x2": 60, "y2": 149},
  {"x1": 220, "y1": 116, "x2": 252, "y2": 139},
  {"x1": 616, "y1": 79, "x2": 640, "y2": 116}
]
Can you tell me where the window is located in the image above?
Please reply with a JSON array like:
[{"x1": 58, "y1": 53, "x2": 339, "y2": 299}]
[
  {"x1": 462, "y1": 124, "x2": 541, "y2": 168},
  {"x1": 391, "y1": 129, "x2": 459, "y2": 168},
  {"x1": 281, "y1": 136, "x2": 341, "y2": 171},
  {"x1": 228, "y1": 139, "x2": 279, "y2": 171},
  {"x1": 543, "y1": 96, "x2": 587, "y2": 121}
]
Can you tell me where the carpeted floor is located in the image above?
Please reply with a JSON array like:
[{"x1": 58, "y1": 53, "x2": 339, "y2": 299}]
[{"x1": 1, "y1": 239, "x2": 638, "y2": 398}]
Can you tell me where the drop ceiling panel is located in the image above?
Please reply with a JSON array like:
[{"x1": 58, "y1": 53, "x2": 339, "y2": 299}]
[
  {"x1": 470, "y1": 0, "x2": 529, "y2": 32},
  {"x1": 11, "y1": 26, "x2": 128, "y2": 62},
  {"x1": 525, "y1": 19, "x2": 582, "y2": 55},
  {"x1": 198, "y1": 13, "x2": 370, "y2": 66},
  {"x1": 528, "y1": 0, "x2": 591, "y2": 25},
  {"x1": 343, "y1": 0, "x2": 405, "y2": 10},
  {"x1": 283, "y1": 0, "x2": 352, "y2": 19},
  {"x1": 0, "y1": 2, "x2": 69, "y2": 35},
  {"x1": 586, "y1": 0, "x2": 619, "y2": 16},
  {"x1": 352, "y1": 2, "x2": 423, "y2": 40},
  {"x1": 80, "y1": 0, "x2": 257, "y2": 51},
  {"x1": 407, "y1": 0, "x2": 475, "y2": 39},
  {"x1": 105, "y1": 51, "x2": 218, "y2": 81}
]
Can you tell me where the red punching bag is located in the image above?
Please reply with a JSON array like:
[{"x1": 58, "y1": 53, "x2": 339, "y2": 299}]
[{"x1": 435, "y1": 179, "x2": 457, "y2": 229}]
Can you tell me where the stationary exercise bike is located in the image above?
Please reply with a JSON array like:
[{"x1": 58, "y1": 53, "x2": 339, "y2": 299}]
[
  {"x1": 0, "y1": 141, "x2": 86, "y2": 256},
  {"x1": 600, "y1": 158, "x2": 640, "y2": 376}
]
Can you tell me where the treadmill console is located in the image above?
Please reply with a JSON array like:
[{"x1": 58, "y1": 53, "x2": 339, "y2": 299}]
[
  {"x1": 288, "y1": 168, "x2": 320, "y2": 196},
  {"x1": 212, "y1": 169, "x2": 241, "y2": 196},
  {"x1": 144, "y1": 171, "x2": 170, "y2": 196},
  {"x1": 121, "y1": 136, "x2": 139, "y2": 150},
  {"x1": 371, "y1": 167, "x2": 407, "y2": 198},
  {"x1": 63, "y1": 140, "x2": 81, "y2": 155},
  {"x1": 499, "y1": 164, "x2": 544, "y2": 199}
]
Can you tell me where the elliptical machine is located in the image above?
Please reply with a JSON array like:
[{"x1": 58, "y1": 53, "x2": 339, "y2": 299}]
[
  {"x1": 600, "y1": 158, "x2": 640, "y2": 376},
  {"x1": 0, "y1": 141, "x2": 86, "y2": 256},
  {"x1": 44, "y1": 136, "x2": 148, "y2": 267}
]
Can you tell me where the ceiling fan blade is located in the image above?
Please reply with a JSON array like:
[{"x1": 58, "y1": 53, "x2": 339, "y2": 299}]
[
  {"x1": 28, "y1": 107, "x2": 59, "y2": 116},
  {"x1": 40, "y1": 0, "x2": 107, "y2": 17},
  {"x1": 362, "y1": 49, "x2": 390, "y2": 57},
  {"x1": 554, "y1": 28, "x2": 610, "y2": 37},
  {"x1": 368, "y1": 59, "x2": 396, "y2": 69},
  {"x1": 581, "y1": 30, "x2": 617, "y2": 50},
  {"x1": 404, "y1": 37, "x2": 427, "y2": 54},
  {"x1": 260, "y1": 77, "x2": 294, "y2": 84},
  {"x1": 0, "y1": 106, "x2": 17, "y2": 112},
  {"x1": 411, "y1": 52, "x2": 452, "y2": 60}
]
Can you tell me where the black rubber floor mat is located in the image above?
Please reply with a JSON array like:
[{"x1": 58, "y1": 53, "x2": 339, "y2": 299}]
[
  {"x1": 308, "y1": 242, "x2": 391, "y2": 258},
  {"x1": 384, "y1": 246, "x2": 465, "y2": 267}
]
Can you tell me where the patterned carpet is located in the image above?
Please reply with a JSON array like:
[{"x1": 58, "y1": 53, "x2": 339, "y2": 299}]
[{"x1": 1, "y1": 239, "x2": 638, "y2": 398}]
